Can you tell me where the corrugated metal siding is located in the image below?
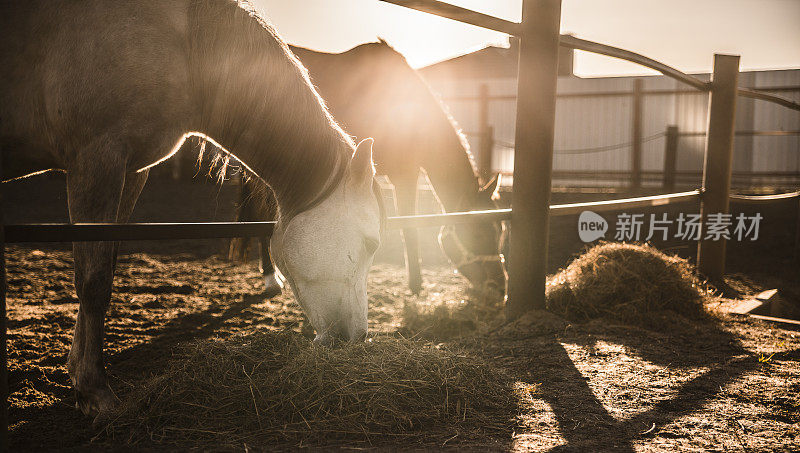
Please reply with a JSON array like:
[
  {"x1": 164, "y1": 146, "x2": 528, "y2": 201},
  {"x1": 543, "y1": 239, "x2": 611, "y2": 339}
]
[
  {"x1": 751, "y1": 71, "x2": 800, "y2": 177},
  {"x1": 424, "y1": 69, "x2": 799, "y2": 189}
]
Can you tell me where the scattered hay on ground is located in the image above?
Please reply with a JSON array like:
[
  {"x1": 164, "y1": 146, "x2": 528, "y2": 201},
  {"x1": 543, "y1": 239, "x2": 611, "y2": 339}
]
[
  {"x1": 493, "y1": 309, "x2": 571, "y2": 339},
  {"x1": 400, "y1": 290, "x2": 504, "y2": 340},
  {"x1": 100, "y1": 330, "x2": 519, "y2": 449},
  {"x1": 546, "y1": 242, "x2": 708, "y2": 323}
]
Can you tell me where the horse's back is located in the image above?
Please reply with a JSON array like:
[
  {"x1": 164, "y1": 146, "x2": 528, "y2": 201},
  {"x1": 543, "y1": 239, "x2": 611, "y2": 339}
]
[{"x1": 1, "y1": 0, "x2": 193, "y2": 171}]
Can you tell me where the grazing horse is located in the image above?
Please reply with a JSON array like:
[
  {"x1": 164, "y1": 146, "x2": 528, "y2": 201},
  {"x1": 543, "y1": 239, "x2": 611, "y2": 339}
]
[
  {"x1": 1, "y1": 0, "x2": 383, "y2": 417},
  {"x1": 230, "y1": 42, "x2": 504, "y2": 297}
]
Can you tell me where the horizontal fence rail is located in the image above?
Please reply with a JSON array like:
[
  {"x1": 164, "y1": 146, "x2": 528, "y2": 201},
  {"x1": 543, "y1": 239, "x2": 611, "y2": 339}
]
[
  {"x1": 4, "y1": 191, "x2": 711, "y2": 243},
  {"x1": 738, "y1": 87, "x2": 800, "y2": 112},
  {"x1": 444, "y1": 86, "x2": 800, "y2": 102},
  {"x1": 379, "y1": 0, "x2": 520, "y2": 35},
  {"x1": 4, "y1": 222, "x2": 274, "y2": 243},
  {"x1": 558, "y1": 35, "x2": 711, "y2": 92},
  {"x1": 388, "y1": 209, "x2": 511, "y2": 229},
  {"x1": 678, "y1": 130, "x2": 800, "y2": 137},
  {"x1": 729, "y1": 191, "x2": 800, "y2": 203},
  {"x1": 11, "y1": 189, "x2": 799, "y2": 244},
  {"x1": 550, "y1": 190, "x2": 701, "y2": 216}
]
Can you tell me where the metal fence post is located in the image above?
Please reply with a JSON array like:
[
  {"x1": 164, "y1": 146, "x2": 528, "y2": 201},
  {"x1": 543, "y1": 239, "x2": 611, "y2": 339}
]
[
  {"x1": 1, "y1": 144, "x2": 7, "y2": 449},
  {"x1": 631, "y1": 78, "x2": 643, "y2": 189},
  {"x1": 795, "y1": 196, "x2": 800, "y2": 263},
  {"x1": 478, "y1": 84, "x2": 494, "y2": 181},
  {"x1": 663, "y1": 125, "x2": 679, "y2": 191},
  {"x1": 698, "y1": 54, "x2": 740, "y2": 281},
  {"x1": 506, "y1": 0, "x2": 562, "y2": 319}
]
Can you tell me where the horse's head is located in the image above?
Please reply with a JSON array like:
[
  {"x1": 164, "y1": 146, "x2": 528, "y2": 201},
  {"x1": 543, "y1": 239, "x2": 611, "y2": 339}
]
[
  {"x1": 270, "y1": 139, "x2": 382, "y2": 345},
  {"x1": 438, "y1": 174, "x2": 505, "y2": 299}
]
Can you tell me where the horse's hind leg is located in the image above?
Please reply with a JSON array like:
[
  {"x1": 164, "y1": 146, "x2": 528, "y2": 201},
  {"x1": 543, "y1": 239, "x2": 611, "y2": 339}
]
[
  {"x1": 392, "y1": 176, "x2": 423, "y2": 294},
  {"x1": 228, "y1": 180, "x2": 253, "y2": 263},
  {"x1": 117, "y1": 169, "x2": 148, "y2": 224},
  {"x1": 65, "y1": 152, "x2": 138, "y2": 417}
]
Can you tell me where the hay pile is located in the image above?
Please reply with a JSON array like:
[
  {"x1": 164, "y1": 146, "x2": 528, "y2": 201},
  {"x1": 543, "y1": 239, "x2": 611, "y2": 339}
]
[
  {"x1": 546, "y1": 242, "x2": 708, "y2": 322},
  {"x1": 102, "y1": 331, "x2": 518, "y2": 449}
]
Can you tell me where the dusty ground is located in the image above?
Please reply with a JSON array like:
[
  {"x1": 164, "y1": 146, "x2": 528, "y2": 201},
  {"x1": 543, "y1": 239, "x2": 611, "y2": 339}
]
[
  {"x1": 7, "y1": 246, "x2": 800, "y2": 451},
  {"x1": 5, "y1": 175, "x2": 800, "y2": 451}
]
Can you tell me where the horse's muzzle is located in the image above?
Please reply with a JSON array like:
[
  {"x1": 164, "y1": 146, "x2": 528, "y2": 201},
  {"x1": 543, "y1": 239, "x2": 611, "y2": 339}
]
[{"x1": 312, "y1": 324, "x2": 367, "y2": 347}]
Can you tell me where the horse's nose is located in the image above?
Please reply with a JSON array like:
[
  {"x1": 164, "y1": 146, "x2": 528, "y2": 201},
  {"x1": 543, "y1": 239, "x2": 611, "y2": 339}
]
[
  {"x1": 313, "y1": 332, "x2": 336, "y2": 347},
  {"x1": 347, "y1": 327, "x2": 367, "y2": 343},
  {"x1": 312, "y1": 323, "x2": 367, "y2": 347}
]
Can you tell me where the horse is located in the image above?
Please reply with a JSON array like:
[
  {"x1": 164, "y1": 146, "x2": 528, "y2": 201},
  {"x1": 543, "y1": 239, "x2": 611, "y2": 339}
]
[
  {"x1": 1, "y1": 0, "x2": 384, "y2": 417},
  {"x1": 229, "y1": 41, "x2": 504, "y2": 298}
]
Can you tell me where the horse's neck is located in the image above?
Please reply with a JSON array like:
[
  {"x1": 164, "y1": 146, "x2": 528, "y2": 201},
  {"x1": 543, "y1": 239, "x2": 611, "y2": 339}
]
[
  {"x1": 188, "y1": 1, "x2": 352, "y2": 217},
  {"x1": 423, "y1": 143, "x2": 481, "y2": 212}
]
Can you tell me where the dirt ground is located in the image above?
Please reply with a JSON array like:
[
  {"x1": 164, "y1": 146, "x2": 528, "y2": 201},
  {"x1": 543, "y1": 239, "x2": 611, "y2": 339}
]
[{"x1": 5, "y1": 175, "x2": 800, "y2": 451}]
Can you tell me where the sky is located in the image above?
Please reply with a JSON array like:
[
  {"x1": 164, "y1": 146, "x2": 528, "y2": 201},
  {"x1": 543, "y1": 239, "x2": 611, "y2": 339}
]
[{"x1": 251, "y1": 0, "x2": 800, "y2": 77}]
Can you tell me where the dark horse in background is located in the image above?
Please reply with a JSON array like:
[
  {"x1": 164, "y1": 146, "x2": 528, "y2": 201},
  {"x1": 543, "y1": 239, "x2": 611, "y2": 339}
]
[
  {"x1": 1, "y1": 0, "x2": 384, "y2": 417},
  {"x1": 230, "y1": 41, "x2": 505, "y2": 297}
]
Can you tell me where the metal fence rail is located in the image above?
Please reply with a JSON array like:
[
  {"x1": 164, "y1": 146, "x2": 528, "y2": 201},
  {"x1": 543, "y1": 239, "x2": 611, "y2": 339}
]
[
  {"x1": 4, "y1": 222, "x2": 274, "y2": 243},
  {"x1": 23, "y1": 189, "x2": 800, "y2": 244}
]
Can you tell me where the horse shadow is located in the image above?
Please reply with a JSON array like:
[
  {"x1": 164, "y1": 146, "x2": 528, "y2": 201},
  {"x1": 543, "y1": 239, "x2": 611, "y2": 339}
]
[{"x1": 106, "y1": 292, "x2": 287, "y2": 382}]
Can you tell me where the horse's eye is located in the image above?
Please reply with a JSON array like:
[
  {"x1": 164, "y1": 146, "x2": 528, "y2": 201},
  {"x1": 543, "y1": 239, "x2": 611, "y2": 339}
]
[{"x1": 365, "y1": 238, "x2": 380, "y2": 253}]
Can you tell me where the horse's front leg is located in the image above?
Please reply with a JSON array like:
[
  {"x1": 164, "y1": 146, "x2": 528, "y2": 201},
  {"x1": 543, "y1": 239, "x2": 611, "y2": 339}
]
[
  {"x1": 234, "y1": 182, "x2": 282, "y2": 297},
  {"x1": 258, "y1": 235, "x2": 283, "y2": 298},
  {"x1": 392, "y1": 176, "x2": 423, "y2": 294},
  {"x1": 256, "y1": 188, "x2": 282, "y2": 298},
  {"x1": 66, "y1": 154, "x2": 141, "y2": 417}
]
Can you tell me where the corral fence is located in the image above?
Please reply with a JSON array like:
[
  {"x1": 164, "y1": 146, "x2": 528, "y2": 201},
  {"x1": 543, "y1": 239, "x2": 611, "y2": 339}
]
[
  {"x1": 456, "y1": 84, "x2": 800, "y2": 190},
  {"x1": 460, "y1": 95, "x2": 800, "y2": 192},
  {"x1": 2, "y1": 0, "x2": 800, "y2": 443}
]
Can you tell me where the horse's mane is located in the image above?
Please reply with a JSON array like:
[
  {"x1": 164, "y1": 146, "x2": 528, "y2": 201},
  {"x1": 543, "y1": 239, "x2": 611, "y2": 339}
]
[
  {"x1": 187, "y1": 0, "x2": 355, "y2": 220},
  {"x1": 291, "y1": 39, "x2": 480, "y2": 179}
]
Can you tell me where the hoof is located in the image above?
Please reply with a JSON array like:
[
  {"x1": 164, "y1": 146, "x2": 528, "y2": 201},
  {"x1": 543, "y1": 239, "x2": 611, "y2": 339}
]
[
  {"x1": 264, "y1": 284, "x2": 282, "y2": 299},
  {"x1": 263, "y1": 273, "x2": 283, "y2": 299},
  {"x1": 75, "y1": 384, "x2": 119, "y2": 418},
  {"x1": 408, "y1": 276, "x2": 423, "y2": 295}
]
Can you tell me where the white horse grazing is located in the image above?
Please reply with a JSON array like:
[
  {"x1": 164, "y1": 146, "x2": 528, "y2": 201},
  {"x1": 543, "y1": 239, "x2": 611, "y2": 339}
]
[{"x1": 1, "y1": 0, "x2": 383, "y2": 417}]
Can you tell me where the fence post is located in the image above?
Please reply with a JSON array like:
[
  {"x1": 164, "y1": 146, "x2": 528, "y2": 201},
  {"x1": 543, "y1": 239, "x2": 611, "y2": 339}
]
[
  {"x1": 663, "y1": 125, "x2": 679, "y2": 191},
  {"x1": 481, "y1": 126, "x2": 494, "y2": 181},
  {"x1": 1, "y1": 144, "x2": 6, "y2": 448},
  {"x1": 478, "y1": 84, "x2": 494, "y2": 181},
  {"x1": 795, "y1": 196, "x2": 800, "y2": 263},
  {"x1": 631, "y1": 78, "x2": 643, "y2": 190},
  {"x1": 506, "y1": 0, "x2": 562, "y2": 319},
  {"x1": 698, "y1": 54, "x2": 740, "y2": 281}
]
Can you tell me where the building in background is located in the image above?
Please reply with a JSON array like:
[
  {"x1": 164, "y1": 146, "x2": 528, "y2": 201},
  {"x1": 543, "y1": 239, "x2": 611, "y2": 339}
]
[{"x1": 420, "y1": 43, "x2": 800, "y2": 191}]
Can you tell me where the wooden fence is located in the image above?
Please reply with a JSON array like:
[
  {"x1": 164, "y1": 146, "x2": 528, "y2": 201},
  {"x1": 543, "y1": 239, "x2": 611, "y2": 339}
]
[{"x1": 3, "y1": 0, "x2": 800, "y2": 442}]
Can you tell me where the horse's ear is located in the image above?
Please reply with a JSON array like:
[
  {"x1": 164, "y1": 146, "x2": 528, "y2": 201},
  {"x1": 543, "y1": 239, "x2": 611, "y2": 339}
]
[
  {"x1": 480, "y1": 173, "x2": 501, "y2": 201},
  {"x1": 349, "y1": 138, "x2": 375, "y2": 186}
]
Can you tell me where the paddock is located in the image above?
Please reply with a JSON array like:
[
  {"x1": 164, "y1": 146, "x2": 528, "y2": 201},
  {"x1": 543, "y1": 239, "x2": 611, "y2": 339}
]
[{"x1": 2, "y1": 0, "x2": 800, "y2": 450}]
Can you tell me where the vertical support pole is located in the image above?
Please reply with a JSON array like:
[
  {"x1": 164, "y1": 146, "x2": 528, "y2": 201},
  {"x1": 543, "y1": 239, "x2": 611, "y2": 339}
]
[
  {"x1": 631, "y1": 78, "x2": 644, "y2": 190},
  {"x1": 1, "y1": 145, "x2": 6, "y2": 449},
  {"x1": 794, "y1": 196, "x2": 800, "y2": 263},
  {"x1": 481, "y1": 126, "x2": 494, "y2": 181},
  {"x1": 663, "y1": 125, "x2": 679, "y2": 191},
  {"x1": 478, "y1": 84, "x2": 493, "y2": 181},
  {"x1": 506, "y1": 0, "x2": 562, "y2": 319},
  {"x1": 698, "y1": 54, "x2": 740, "y2": 281}
]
